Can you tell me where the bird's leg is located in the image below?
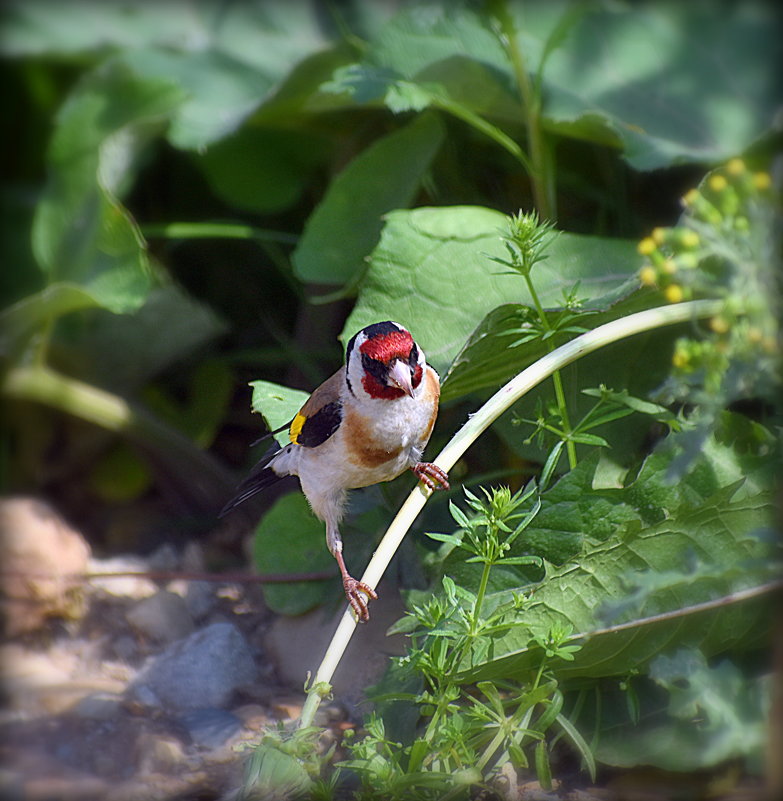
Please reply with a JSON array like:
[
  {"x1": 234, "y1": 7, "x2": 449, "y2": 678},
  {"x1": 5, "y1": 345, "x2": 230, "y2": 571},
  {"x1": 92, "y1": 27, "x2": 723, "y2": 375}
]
[
  {"x1": 326, "y1": 523, "x2": 378, "y2": 623},
  {"x1": 412, "y1": 462, "x2": 450, "y2": 491}
]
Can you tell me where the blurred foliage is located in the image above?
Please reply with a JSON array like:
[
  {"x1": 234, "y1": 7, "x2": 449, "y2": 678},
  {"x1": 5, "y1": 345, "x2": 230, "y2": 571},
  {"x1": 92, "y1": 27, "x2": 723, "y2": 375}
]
[{"x1": 1, "y1": 0, "x2": 780, "y2": 792}]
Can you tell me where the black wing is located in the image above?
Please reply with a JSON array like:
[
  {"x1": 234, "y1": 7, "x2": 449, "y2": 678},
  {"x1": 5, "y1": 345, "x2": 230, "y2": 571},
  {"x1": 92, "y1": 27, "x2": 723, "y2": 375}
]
[{"x1": 291, "y1": 400, "x2": 343, "y2": 448}]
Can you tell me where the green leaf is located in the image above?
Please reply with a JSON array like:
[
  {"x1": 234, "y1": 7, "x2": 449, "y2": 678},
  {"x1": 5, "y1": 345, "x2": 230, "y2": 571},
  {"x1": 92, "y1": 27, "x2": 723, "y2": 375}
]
[
  {"x1": 591, "y1": 650, "x2": 770, "y2": 771},
  {"x1": 555, "y1": 713, "x2": 596, "y2": 781},
  {"x1": 252, "y1": 493, "x2": 336, "y2": 616},
  {"x1": 457, "y1": 485, "x2": 775, "y2": 683},
  {"x1": 536, "y1": 3, "x2": 781, "y2": 169},
  {"x1": 355, "y1": 2, "x2": 780, "y2": 170},
  {"x1": 67, "y1": 285, "x2": 227, "y2": 394},
  {"x1": 4, "y1": 2, "x2": 336, "y2": 150},
  {"x1": 343, "y1": 205, "x2": 643, "y2": 380},
  {"x1": 250, "y1": 380, "x2": 309, "y2": 447},
  {"x1": 197, "y1": 127, "x2": 328, "y2": 214},
  {"x1": 32, "y1": 59, "x2": 184, "y2": 317},
  {"x1": 0, "y1": 282, "x2": 103, "y2": 356},
  {"x1": 292, "y1": 112, "x2": 444, "y2": 286}
]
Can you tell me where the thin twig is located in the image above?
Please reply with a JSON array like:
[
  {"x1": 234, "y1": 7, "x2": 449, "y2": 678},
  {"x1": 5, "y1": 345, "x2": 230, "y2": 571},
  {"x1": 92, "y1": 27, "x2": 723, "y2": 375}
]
[{"x1": 0, "y1": 568, "x2": 335, "y2": 584}]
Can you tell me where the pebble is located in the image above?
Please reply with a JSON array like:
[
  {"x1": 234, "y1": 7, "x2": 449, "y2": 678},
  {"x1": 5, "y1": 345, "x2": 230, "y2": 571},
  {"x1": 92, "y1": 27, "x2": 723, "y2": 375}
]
[
  {"x1": 88, "y1": 555, "x2": 157, "y2": 600},
  {"x1": 0, "y1": 497, "x2": 91, "y2": 635},
  {"x1": 126, "y1": 590, "x2": 194, "y2": 643},
  {"x1": 71, "y1": 692, "x2": 124, "y2": 721},
  {"x1": 127, "y1": 622, "x2": 258, "y2": 711},
  {"x1": 178, "y1": 708, "x2": 242, "y2": 749},
  {"x1": 135, "y1": 733, "x2": 188, "y2": 776}
]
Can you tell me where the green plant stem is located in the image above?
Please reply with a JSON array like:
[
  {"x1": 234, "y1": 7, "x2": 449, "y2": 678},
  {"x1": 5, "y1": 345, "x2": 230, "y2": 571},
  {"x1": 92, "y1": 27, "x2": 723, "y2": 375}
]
[
  {"x1": 297, "y1": 299, "x2": 725, "y2": 729},
  {"x1": 33, "y1": 315, "x2": 54, "y2": 368},
  {"x1": 2, "y1": 364, "x2": 235, "y2": 506},
  {"x1": 523, "y1": 272, "x2": 577, "y2": 469},
  {"x1": 142, "y1": 221, "x2": 298, "y2": 244},
  {"x1": 430, "y1": 94, "x2": 533, "y2": 175},
  {"x1": 494, "y1": 1, "x2": 554, "y2": 219},
  {"x1": 471, "y1": 559, "x2": 493, "y2": 635}
]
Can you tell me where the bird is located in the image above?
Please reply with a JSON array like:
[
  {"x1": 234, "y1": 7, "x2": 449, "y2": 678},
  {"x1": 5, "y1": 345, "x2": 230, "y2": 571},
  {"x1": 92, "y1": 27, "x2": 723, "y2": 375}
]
[{"x1": 220, "y1": 321, "x2": 449, "y2": 621}]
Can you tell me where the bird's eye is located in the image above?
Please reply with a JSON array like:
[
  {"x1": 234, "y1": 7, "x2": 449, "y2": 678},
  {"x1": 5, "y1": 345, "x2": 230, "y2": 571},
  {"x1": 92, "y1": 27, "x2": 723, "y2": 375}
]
[{"x1": 408, "y1": 343, "x2": 419, "y2": 370}]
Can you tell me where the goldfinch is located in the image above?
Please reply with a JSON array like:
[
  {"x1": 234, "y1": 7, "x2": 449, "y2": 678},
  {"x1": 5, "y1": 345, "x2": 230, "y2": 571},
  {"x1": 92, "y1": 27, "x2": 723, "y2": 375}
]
[{"x1": 221, "y1": 321, "x2": 449, "y2": 621}]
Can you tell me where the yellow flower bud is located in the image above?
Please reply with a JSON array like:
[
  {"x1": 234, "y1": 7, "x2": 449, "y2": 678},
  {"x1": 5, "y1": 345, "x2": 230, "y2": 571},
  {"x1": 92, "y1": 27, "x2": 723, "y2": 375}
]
[
  {"x1": 710, "y1": 316, "x2": 729, "y2": 334},
  {"x1": 665, "y1": 284, "x2": 684, "y2": 304},
  {"x1": 680, "y1": 230, "x2": 700, "y2": 249},
  {"x1": 672, "y1": 349, "x2": 689, "y2": 369},
  {"x1": 753, "y1": 172, "x2": 771, "y2": 191},
  {"x1": 708, "y1": 174, "x2": 727, "y2": 192},
  {"x1": 681, "y1": 188, "x2": 699, "y2": 207},
  {"x1": 652, "y1": 227, "x2": 668, "y2": 245},
  {"x1": 726, "y1": 158, "x2": 745, "y2": 176},
  {"x1": 637, "y1": 237, "x2": 656, "y2": 255},
  {"x1": 661, "y1": 259, "x2": 677, "y2": 275},
  {"x1": 639, "y1": 266, "x2": 657, "y2": 286}
]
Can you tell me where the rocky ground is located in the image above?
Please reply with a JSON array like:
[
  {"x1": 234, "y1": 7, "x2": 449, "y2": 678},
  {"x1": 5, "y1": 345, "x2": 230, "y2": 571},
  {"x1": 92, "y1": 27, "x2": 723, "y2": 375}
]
[
  {"x1": 0, "y1": 497, "x2": 406, "y2": 800},
  {"x1": 1, "y1": 498, "x2": 773, "y2": 801}
]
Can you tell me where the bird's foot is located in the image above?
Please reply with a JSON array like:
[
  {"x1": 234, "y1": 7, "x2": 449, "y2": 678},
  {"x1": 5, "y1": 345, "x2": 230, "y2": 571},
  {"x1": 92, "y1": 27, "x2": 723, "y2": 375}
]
[
  {"x1": 412, "y1": 462, "x2": 450, "y2": 491},
  {"x1": 343, "y1": 575, "x2": 378, "y2": 623}
]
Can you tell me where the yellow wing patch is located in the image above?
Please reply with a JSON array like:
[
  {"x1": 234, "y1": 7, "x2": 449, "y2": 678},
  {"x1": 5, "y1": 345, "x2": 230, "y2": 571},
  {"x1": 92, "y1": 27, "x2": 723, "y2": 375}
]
[{"x1": 289, "y1": 412, "x2": 306, "y2": 444}]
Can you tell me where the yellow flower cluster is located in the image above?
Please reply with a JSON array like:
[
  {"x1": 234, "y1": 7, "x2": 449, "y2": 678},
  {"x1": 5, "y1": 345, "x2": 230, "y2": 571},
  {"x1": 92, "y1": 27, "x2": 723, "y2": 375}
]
[{"x1": 636, "y1": 158, "x2": 778, "y2": 375}]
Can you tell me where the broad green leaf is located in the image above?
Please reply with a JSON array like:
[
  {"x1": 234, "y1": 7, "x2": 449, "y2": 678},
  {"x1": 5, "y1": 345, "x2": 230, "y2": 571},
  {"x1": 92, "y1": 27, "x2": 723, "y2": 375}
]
[
  {"x1": 292, "y1": 112, "x2": 445, "y2": 286},
  {"x1": 252, "y1": 492, "x2": 336, "y2": 616},
  {"x1": 536, "y1": 2, "x2": 781, "y2": 169},
  {"x1": 196, "y1": 127, "x2": 329, "y2": 214},
  {"x1": 64, "y1": 285, "x2": 226, "y2": 394},
  {"x1": 590, "y1": 651, "x2": 770, "y2": 771},
  {"x1": 32, "y1": 59, "x2": 184, "y2": 314},
  {"x1": 250, "y1": 380, "x2": 309, "y2": 447},
  {"x1": 3, "y1": 1, "x2": 333, "y2": 149},
  {"x1": 0, "y1": 1, "x2": 212, "y2": 55},
  {"x1": 456, "y1": 486, "x2": 775, "y2": 683},
  {"x1": 0, "y1": 282, "x2": 104, "y2": 356},
  {"x1": 343, "y1": 206, "x2": 641, "y2": 378},
  {"x1": 121, "y1": 47, "x2": 276, "y2": 150},
  {"x1": 356, "y1": 2, "x2": 779, "y2": 169}
]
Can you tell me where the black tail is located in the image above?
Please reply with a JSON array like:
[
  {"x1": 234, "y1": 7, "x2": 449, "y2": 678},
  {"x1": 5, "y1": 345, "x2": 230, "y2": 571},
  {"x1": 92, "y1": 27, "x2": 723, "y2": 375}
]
[{"x1": 219, "y1": 445, "x2": 284, "y2": 518}]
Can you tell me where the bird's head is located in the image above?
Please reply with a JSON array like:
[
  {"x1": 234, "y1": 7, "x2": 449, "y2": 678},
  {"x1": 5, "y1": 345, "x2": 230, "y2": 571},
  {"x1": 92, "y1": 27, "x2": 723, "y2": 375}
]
[{"x1": 345, "y1": 321, "x2": 426, "y2": 401}]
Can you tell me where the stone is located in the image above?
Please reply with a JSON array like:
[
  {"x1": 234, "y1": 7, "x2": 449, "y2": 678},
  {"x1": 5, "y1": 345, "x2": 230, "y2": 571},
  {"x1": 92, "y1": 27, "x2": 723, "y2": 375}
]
[
  {"x1": 135, "y1": 733, "x2": 188, "y2": 776},
  {"x1": 127, "y1": 622, "x2": 258, "y2": 711},
  {"x1": 0, "y1": 498, "x2": 91, "y2": 635},
  {"x1": 177, "y1": 708, "x2": 242, "y2": 749},
  {"x1": 71, "y1": 692, "x2": 124, "y2": 721},
  {"x1": 126, "y1": 590, "x2": 194, "y2": 643},
  {"x1": 87, "y1": 555, "x2": 157, "y2": 599}
]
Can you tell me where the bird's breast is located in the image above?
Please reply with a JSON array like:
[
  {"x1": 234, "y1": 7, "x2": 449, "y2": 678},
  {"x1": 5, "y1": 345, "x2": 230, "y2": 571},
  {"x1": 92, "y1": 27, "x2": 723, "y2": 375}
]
[{"x1": 341, "y1": 366, "x2": 440, "y2": 485}]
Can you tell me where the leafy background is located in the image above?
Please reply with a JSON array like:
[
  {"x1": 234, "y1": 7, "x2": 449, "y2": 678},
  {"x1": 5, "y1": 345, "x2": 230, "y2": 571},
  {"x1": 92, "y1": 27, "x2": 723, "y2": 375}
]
[{"x1": 1, "y1": 0, "x2": 780, "y2": 791}]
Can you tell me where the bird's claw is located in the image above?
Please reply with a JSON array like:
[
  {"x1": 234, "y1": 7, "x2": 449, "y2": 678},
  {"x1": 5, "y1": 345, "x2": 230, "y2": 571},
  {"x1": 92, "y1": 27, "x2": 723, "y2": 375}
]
[
  {"x1": 412, "y1": 462, "x2": 450, "y2": 491},
  {"x1": 343, "y1": 576, "x2": 378, "y2": 623}
]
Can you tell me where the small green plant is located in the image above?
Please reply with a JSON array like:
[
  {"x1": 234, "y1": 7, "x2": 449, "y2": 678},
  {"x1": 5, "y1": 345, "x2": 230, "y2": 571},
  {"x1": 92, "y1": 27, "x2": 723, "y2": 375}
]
[
  {"x1": 337, "y1": 482, "x2": 594, "y2": 798},
  {"x1": 489, "y1": 211, "x2": 581, "y2": 468}
]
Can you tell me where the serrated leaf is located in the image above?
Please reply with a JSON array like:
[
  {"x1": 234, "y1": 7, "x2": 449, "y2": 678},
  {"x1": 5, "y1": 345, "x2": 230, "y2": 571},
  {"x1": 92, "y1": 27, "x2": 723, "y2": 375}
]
[
  {"x1": 343, "y1": 206, "x2": 644, "y2": 379},
  {"x1": 456, "y1": 487, "x2": 775, "y2": 683}
]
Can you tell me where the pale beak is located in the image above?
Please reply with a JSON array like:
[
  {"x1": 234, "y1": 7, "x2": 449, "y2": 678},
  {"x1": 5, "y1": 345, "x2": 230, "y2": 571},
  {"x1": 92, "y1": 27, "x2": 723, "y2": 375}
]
[{"x1": 388, "y1": 359, "x2": 414, "y2": 397}]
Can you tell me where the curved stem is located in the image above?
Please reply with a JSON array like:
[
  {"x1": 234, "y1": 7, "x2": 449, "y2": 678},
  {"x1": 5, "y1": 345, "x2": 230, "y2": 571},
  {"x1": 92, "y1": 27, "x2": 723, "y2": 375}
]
[
  {"x1": 298, "y1": 299, "x2": 724, "y2": 728},
  {"x1": 2, "y1": 364, "x2": 236, "y2": 506}
]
